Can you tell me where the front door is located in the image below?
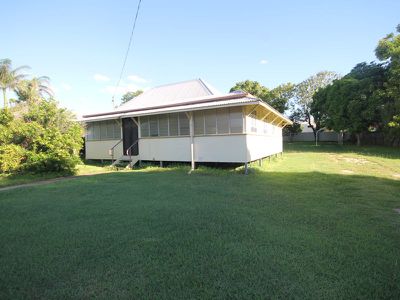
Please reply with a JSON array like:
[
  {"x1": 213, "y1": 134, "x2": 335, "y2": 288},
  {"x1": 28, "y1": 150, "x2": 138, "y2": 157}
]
[{"x1": 122, "y1": 118, "x2": 139, "y2": 156}]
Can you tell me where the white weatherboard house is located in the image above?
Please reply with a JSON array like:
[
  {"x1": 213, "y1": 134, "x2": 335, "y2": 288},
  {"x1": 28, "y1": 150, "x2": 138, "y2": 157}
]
[{"x1": 82, "y1": 79, "x2": 292, "y2": 170}]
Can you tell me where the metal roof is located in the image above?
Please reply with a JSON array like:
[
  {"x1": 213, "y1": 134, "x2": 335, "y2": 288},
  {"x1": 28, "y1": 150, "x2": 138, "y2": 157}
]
[
  {"x1": 116, "y1": 78, "x2": 222, "y2": 112},
  {"x1": 82, "y1": 97, "x2": 259, "y2": 122},
  {"x1": 81, "y1": 79, "x2": 292, "y2": 126}
]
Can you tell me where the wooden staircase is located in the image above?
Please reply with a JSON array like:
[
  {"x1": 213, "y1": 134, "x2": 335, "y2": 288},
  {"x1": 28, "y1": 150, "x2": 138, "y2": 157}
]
[{"x1": 111, "y1": 155, "x2": 139, "y2": 169}]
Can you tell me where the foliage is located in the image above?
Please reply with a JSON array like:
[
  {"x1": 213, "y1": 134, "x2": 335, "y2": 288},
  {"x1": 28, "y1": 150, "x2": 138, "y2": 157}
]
[
  {"x1": 15, "y1": 76, "x2": 53, "y2": 103},
  {"x1": 265, "y1": 82, "x2": 295, "y2": 113},
  {"x1": 375, "y1": 24, "x2": 400, "y2": 142},
  {"x1": 292, "y1": 71, "x2": 341, "y2": 139},
  {"x1": 0, "y1": 59, "x2": 29, "y2": 108},
  {"x1": 0, "y1": 100, "x2": 83, "y2": 174},
  {"x1": 282, "y1": 121, "x2": 302, "y2": 136},
  {"x1": 120, "y1": 90, "x2": 143, "y2": 105},
  {"x1": 309, "y1": 25, "x2": 400, "y2": 147},
  {"x1": 230, "y1": 80, "x2": 295, "y2": 113},
  {"x1": 0, "y1": 144, "x2": 26, "y2": 173},
  {"x1": 311, "y1": 63, "x2": 387, "y2": 145}
]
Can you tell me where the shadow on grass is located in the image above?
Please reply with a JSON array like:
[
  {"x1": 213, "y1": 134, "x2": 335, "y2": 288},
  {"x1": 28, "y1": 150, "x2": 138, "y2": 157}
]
[{"x1": 284, "y1": 142, "x2": 400, "y2": 159}]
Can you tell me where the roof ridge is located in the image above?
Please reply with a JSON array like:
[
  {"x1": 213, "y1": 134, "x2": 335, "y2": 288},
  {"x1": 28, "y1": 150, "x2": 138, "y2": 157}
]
[
  {"x1": 149, "y1": 78, "x2": 203, "y2": 90},
  {"x1": 198, "y1": 78, "x2": 214, "y2": 95}
]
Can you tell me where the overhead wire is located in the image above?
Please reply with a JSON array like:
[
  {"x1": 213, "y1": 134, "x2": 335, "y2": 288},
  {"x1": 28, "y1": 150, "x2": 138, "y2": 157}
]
[{"x1": 112, "y1": 0, "x2": 143, "y2": 108}]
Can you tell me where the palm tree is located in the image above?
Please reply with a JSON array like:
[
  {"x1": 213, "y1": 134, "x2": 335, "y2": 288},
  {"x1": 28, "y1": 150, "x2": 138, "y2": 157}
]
[
  {"x1": 0, "y1": 59, "x2": 29, "y2": 108},
  {"x1": 15, "y1": 76, "x2": 54, "y2": 103}
]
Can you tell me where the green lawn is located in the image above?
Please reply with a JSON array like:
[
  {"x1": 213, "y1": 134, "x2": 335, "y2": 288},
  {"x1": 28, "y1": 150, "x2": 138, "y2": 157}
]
[
  {"x1": 0, "y1": 161, "x2": 112, "y2": 188},
  {"x1": 0, "y1": 143, "x2": 399, "y2": 299}
]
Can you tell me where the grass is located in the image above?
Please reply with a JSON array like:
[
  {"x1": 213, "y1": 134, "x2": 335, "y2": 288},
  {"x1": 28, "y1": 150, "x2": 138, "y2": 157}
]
[
  {"x1": 0, "y1": 143, "x2": 399, "y2": 298},
  {"x1": 0, "y1": 161, "x2": 112, "y2": 188}
]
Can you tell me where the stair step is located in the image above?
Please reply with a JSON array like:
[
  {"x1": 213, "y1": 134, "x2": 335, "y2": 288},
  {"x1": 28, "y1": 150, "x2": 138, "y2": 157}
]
[{"x1": 111, "y1": 155, "x2": 140, "y2": 169}]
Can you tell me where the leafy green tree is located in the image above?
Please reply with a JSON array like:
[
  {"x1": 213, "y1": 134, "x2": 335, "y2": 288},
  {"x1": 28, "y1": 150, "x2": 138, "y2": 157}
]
[
  {"x1": 375, "y1": 24, "x2": 400, "y2": 144},
  {"x1": 265, "y1": 83, "x2": 295, "y2": 113},
  {"x1": 15, "y1": 76, "x2": 53, "y2": 103},
  {"x1": 293, "y1": 71, "x2": 340, "y2": 140},
  {"x1": 0, "y1": 59, "x2": 29, "y2": 108},
  {"x1": 120, "y1": 90, "x2": 143, "y2": 105},
  {"x1": 230, "y1": 80, "x2": 269, "y2": 99},
  {"x1": 230, "y1": 80, "x2": 294, "y2": 113},
  {"x1": 311, "y1": 63, "x2": 386, "y2": 146}
]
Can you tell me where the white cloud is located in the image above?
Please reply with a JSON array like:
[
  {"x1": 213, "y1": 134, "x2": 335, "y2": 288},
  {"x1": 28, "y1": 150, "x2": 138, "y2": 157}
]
[
  {"x1": 61, "y1": 83, "x2": 72, "y2": 91},
  {"x1": 94, "y1": 74, "x2": 110, "y2": 82},
  {"x1": 260, "y1": 59, "x2": 268, "y2": 64},
  {"x1": 127, "y1": 74, "x2": 148, "y2": 83},
  {"x1": 101, "y1": 82, "x2": 147, "y2": 95}
]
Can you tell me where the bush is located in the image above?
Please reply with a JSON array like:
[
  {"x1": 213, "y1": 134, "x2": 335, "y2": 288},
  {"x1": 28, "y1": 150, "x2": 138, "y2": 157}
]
[
  {"x1": 0, "y1": 144, "x2": 26, "y2": 173},
  {"x1": 0, "y1": 100, "x2": 83, "y2": 174}
]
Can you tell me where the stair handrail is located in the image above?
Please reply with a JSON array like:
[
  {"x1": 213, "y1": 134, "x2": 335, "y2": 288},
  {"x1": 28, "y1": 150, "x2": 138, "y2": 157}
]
[
  {"x1": 126, "y1": 140, "x2": 139, "y2": 161},
  {"x1": 110, "y1": 139, "x2": 123, "y2": 164}
]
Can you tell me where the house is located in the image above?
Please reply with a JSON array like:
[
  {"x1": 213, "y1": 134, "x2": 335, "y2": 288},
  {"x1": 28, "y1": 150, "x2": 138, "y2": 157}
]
[{"x1": 82, "y1": 79, "x2": 292, "y2": 170}]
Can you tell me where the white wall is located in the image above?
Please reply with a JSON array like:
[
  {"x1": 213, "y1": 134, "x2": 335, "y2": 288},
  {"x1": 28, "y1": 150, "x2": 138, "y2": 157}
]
[
  {"x1": 85, "y1": 140, "x2": 123, "y2": 160},
  {"x1": 139, "y1": 137, "x2": 191, "y2": 161},
  {"x1": 245, "y1": 129, "x2": 283, "y2": 161},
  {"x1": 194, "y1": 135, "x2": 247, "y2": 163}
]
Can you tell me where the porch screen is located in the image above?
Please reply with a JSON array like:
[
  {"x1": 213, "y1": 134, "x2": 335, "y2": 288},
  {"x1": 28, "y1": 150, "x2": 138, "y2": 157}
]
[
  {"x1": 139, "y1": 113, "x2": 189, "y2": 137},
  {"x1": 193, "y1": 107, "x2": 243, "y2": 135},
  {"x1": 86, "y1": 120, "x2": 121, "y2": 141}
]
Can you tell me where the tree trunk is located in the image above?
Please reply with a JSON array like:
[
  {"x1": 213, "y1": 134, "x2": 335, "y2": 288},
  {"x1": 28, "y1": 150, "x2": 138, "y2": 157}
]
[
  {"x1": 338, "y1": 131, "x2": 344, "y2": 145},
  {"x1": 355, "y1": 133, "x2": 362, "y2": 146},
  {"x1": 306, "y1": 114, "x2": 317, "y2": 144}
]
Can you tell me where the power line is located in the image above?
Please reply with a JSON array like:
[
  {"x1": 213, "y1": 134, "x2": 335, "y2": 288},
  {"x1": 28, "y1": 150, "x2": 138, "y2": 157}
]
[{"x1": 112, "y1": 0, "x2": 143, "y2": 108}]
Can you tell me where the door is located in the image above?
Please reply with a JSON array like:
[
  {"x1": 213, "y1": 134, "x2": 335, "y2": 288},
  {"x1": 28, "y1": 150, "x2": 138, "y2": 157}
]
[{"x1": 122, "y1": 118, "x2": 139, "y2": 156}]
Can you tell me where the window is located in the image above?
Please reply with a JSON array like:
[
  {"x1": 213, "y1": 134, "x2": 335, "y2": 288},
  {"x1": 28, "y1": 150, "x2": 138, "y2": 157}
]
[
  {"x1": 169, "y1": 113, "x2": 179, "y2": 136},
  {"x1": 159, "y1": 114, "x2": 169, "y2": 136},
  {"x1": 217, "y1": 108, "x2": 229, "y2": 134},
  {"x1": 194, "y1": 111, "x2": 204, "y2": 135},
  {"x1": 204, "y1": 109, "x2": 216, "y2": 134},
  {"x1": 93, "y1": 123, "x2": 100, "y2": 140},
  {"x1": 229, "y1": 107, "x2": 243, "y2": 133},
  {"x1": 106, "y1": 121, "x2": 115, "y2": 139},
  {"x1": 86, "y1": 120, "x2": 121, "y2": 141},
  {"x1": 137, "y1": 108, "x2": 245, "y2": 138},
  {"x1": 179, "y1": 113, "x2": 189, "y2": 135},
  {"x1": 149, "y1": 115, "x2": 158, "y2": 136},
  {"x1": 140, "y1": 116, "x2": 149, "y2": 137}
]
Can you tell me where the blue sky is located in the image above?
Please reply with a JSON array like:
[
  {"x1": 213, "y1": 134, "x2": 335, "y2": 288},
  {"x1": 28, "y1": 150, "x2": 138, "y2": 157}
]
[{"x1": 2, "y1": 0, "x2": 399, "y2": 115}]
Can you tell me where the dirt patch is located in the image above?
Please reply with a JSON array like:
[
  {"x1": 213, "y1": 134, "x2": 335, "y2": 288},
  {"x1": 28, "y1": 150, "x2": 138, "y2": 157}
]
[
  {"x1": 342, "y1": 157, "x2": 369, "y2": 164},
  {"x1": 341, "y1": 169, "x2": 355, "y2": 175},
  {"x1": 393, "y1": 174, "x2": 400, "y2": 179},
  {"x1": 394, "y1": 208, "x2": 400, "y2": 214},
  {"x1": 330, "y1": 154, "x2": 370, "y2": 165}
]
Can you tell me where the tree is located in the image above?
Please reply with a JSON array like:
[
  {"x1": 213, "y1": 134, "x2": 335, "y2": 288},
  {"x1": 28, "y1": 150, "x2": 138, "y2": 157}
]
[
  {"x1": 293, "y1": 71, "x2": 340, "y2": 141},
  {"x1": 265, "y1": 83, "x2": 295, "y2": 113},
  {"x1": 375, "y1": 24, "x2": 400, "y2": 145},
  {"x1": 0, "y1": 59, "x2": 29, "y2": 108},
  {"x1": 230, "y1": 80, "x2": 294, "y2": 113},
  {"x1": 311, "y1": 63, "x2": 386, "y2": 146},
  {"x1": 120, "y1": 90, "x2": 143, "y2": 105},
  {"x1": 15, "y1": 76, "x2": 54, "y2": 103}
]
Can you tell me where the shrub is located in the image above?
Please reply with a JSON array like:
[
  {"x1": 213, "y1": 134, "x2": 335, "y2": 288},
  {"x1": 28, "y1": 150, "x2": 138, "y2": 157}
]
[
  {"x1": 0, "y1": 100, "x2": 83, "y2": 174},
  {"x1": 0, "y1": 144, "x2": 26, "y2": 173}
]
